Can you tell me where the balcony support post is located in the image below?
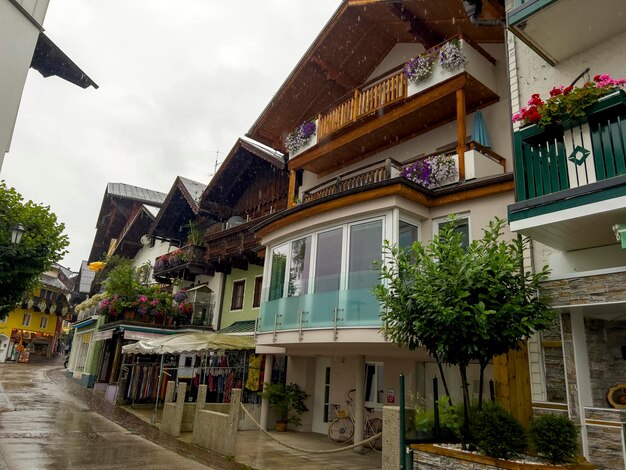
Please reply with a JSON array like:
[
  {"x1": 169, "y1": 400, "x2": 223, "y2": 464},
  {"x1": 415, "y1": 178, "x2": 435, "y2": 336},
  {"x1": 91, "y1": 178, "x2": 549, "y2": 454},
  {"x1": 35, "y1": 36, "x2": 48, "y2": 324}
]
[
  {"x1": 288, "y1": 169, "x2": 297, "y2": 205},
  {"x1": 259, "y1": 353, "x2": 274, "y2": 431},
  {"x1": 353, "y1": 355, "x2": 366, "y2": 454},
  {"x1": 456, "y1": 87, "x2": 467, "y2": 180}
]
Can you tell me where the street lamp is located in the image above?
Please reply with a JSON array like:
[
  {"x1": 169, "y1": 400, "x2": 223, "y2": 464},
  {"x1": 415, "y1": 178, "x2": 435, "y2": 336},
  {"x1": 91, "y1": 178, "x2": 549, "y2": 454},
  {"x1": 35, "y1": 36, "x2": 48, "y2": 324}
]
[
  {"x1": 0, "y1": 224, "x2": 26, "y2": 255},
  {"x1": 10, "y1": 224, "x2": 25, "y2": 245}
]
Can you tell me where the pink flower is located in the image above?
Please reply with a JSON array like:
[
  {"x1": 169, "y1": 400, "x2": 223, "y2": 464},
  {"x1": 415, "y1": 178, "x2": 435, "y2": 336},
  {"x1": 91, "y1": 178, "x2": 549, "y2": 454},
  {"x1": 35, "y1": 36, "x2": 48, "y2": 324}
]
[{"x1": 139, "y1": 295, "x2": 148, "y2": 303}]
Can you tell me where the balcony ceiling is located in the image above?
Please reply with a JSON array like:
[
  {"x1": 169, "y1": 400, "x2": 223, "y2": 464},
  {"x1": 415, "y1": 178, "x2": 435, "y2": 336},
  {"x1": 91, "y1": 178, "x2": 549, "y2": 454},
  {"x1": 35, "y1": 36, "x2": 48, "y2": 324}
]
[
  {"x1": 248, "y1": 0, "x2": 504, "y2": 152},
  {"x1": 507, "y1": 0, "x2": 626, "y2": 66},
  {"x1": 289, "y1": 73, "x2": 499, "y2": 175}
]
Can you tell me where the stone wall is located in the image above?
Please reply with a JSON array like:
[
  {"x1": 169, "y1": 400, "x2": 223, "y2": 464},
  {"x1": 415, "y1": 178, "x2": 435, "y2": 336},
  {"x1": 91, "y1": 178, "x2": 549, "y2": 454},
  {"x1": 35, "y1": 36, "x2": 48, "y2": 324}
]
[
  {"x1": 585, "y1": 318, "x2": 626, "y2": 407},
  {"x1": 544, "y1": 347, "x2": 566, "y2": 403},
  {"x1": 584, "y1": 408, "x2": 626, "y2": 470},
  {"x1": 541, "y1": 271, "x2": 626, "y2": 306}
]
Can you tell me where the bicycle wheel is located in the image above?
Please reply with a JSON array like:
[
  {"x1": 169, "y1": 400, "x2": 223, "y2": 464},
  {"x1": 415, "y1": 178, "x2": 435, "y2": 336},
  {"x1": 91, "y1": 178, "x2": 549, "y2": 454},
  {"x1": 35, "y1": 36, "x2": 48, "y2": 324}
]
[
  {"x1": 365, "y1": 417, "x2": 383, "y2": 450},
  {"x1": 328, "y1": 417, "x2": 355, "y2": 443}
]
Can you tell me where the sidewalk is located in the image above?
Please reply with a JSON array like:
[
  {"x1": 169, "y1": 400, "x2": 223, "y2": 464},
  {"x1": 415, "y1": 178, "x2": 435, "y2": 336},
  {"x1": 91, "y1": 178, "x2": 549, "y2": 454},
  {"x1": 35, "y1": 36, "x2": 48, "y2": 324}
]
[
  {"x1": 43, "y1": 361, "x2": 239, "y2": 470},
  {"x1": 47, "y1": 359, "x2": 381, "y2": 470}
]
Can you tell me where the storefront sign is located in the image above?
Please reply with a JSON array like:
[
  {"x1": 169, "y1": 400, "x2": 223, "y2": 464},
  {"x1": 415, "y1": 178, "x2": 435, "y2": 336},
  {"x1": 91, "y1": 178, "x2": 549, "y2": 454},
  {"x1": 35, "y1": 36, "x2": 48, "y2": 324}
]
[
  {"x1": 124, "y1": 331, "x2": 167, "y2": 341},
  {"x1": 93, "y1": 330, "x2": 114, "y2": 341},
  {"x1": 17, "y1": 348, "x2": 31, "y2": 363},
  {"x1": 387, "y1": 388, "x2": 395, "y2": 404}
]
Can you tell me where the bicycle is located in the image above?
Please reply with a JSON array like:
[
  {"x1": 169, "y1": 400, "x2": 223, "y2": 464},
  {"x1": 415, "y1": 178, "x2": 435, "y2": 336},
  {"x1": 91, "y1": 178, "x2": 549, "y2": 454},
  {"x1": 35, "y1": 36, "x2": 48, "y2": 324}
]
[{"x1": 327, "y1": 389, "x2": 383, "y2": 451}]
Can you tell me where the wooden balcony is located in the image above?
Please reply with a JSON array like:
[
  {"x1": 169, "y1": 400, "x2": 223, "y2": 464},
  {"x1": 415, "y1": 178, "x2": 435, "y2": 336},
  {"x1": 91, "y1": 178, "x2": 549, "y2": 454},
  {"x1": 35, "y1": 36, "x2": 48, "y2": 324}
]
[
  {"x1": 301, "y1": 141, "x2": 506, "y2": 204},
  {"x1": 508, "y1": 91, "x2": 626, "y2": 250},
  {"x1": 153, "y1": 244, "x2": 208, "y2": 281},
  {"x1": 287, "y1": 36, "x2": 499, "y2": 179}
]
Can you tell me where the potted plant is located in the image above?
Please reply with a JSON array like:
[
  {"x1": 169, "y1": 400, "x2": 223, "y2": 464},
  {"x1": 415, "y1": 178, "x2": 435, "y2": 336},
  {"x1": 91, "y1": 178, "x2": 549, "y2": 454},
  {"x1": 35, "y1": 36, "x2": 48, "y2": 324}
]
[{"x1": 260, "y1": 382, "x2": 309, "y2": 431}]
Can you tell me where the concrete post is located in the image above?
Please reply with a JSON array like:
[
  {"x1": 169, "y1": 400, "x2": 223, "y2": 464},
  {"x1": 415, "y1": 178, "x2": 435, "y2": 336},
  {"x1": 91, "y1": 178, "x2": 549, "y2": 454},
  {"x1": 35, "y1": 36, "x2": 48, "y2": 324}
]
[
  {"x1": 165, "y1": 381, "x2": 176, "y2": 404},
  {"x1": 353, "y1": 355, "x2": 365, "y2": 453},
  {"x1": 260, "y1": 354, "x2": 274, "y2": 430},
  {"x1": 194, "y1": 384, "x2": 207, "y2": 430}
]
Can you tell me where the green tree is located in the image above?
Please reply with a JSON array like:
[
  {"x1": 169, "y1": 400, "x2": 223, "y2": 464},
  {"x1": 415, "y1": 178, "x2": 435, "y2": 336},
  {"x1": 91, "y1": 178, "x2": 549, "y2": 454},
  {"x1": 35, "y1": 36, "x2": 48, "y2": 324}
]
[
  {"x1": 373, "y1": 217, "x2": 553, "y2": 444},
  {"x1": 0, "y1": 182, "x2": 69, "y2": 319}
]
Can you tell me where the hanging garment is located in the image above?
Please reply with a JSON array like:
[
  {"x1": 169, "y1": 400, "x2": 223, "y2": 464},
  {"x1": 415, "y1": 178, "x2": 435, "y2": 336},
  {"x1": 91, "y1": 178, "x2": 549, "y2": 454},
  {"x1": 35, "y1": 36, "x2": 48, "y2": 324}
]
[
  {"x1": 224, "y1": 373, "x2": 234, "y2": 403},
  {"x1": 245, "y1": 354, "x2": 262, "y2": 391}
]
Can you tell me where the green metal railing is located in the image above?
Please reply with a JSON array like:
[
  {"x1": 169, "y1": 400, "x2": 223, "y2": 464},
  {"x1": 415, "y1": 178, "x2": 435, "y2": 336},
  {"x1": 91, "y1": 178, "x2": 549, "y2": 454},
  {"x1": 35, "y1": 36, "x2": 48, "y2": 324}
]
[{"x1": 513, "y1": 91, "x2": 626, "y2": 202}]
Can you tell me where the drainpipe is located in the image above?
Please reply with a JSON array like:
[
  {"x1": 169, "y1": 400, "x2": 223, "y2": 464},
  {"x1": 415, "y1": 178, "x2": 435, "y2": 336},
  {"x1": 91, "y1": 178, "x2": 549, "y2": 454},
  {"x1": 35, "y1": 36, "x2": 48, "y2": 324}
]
[{"x1": 463, "y1": 0, "x2": 504, "y2": 26}]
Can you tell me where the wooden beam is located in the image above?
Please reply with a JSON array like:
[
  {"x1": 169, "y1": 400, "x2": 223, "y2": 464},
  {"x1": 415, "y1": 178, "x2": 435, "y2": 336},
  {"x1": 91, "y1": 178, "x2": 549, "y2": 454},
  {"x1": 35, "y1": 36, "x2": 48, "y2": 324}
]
[
  {"x1": 456, "y1": 87, "x2": 467, "y2": 180},
  {"x1": 388, "y1": 3, "x2": 444, "y2": 49},
  {"x1": 288, "y1": 169, "x2": 297, "y2": 205},
  {"x1": 310, "y1": 55, "x2": 358, "y2": 91}
]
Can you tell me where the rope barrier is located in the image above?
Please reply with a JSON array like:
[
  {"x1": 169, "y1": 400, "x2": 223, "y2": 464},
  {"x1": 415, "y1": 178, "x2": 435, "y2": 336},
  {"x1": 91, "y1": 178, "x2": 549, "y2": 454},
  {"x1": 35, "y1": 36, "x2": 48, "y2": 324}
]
[{"x1": 239, "y1": 404, "x2": 383, "y2": 454}]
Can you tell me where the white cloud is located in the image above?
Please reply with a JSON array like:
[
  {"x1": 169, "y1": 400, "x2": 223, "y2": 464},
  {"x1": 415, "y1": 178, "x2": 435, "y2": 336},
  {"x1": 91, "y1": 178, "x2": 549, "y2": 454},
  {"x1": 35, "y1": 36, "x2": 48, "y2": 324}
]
[{"x1": 2, "y1": 0, "x2": 340, "y2": 271}]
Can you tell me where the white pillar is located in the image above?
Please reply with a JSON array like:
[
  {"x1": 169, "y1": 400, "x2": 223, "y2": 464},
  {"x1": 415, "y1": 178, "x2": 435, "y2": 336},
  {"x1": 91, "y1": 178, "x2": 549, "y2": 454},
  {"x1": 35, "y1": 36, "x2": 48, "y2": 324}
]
[
  {"x1": 260, "y1": 354, "x2": 274, "y2": 430},
  {"x1": 353, "y1": 355, "x2": 365, "y2": 453}
]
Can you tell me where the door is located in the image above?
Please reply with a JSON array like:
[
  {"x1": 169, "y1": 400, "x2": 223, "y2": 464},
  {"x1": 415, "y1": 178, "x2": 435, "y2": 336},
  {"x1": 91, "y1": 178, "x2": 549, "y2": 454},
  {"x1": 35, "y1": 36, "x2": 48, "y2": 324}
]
[{"x1": 312, "y1": 357, "x2": 332, "y2": 434}]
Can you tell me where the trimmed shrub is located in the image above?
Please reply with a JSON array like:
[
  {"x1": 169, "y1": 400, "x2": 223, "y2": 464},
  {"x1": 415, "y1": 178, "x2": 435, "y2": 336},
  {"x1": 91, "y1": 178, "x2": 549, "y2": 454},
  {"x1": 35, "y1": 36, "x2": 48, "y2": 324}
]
[
  {"x1": 530, "y1": 413, "x2": 579, "y2": 464},
  {"x1": 470, "y1": 403, "x2": 527, "y2": 459}
]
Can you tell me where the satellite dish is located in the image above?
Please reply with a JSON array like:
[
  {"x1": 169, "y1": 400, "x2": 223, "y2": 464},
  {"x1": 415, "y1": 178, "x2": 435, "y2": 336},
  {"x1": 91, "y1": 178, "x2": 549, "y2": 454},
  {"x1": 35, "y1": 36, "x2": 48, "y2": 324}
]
[
  {"x1": 140, "y1": 235, "x2": 150, "y2": 245},
  {"x1": 226, "y1": 216, "x2": 244, "y2": 229}
]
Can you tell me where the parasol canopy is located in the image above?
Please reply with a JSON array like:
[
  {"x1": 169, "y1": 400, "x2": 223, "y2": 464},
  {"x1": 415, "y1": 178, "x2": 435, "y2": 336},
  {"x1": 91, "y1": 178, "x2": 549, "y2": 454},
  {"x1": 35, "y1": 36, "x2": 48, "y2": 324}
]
[{"x1": 122, "y1": 332, "x2": 254, "y2": 355}]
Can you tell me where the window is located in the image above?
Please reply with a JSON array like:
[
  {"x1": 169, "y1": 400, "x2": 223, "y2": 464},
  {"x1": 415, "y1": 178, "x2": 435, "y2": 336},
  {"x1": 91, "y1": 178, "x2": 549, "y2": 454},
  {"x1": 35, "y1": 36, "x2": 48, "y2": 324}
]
[
  {"x1": 365, "y1": 363, "x2": 384, "y2": 405},
  {"x1": 314, "y1": 228, "x2": 343, "y2": 293},
  {"x1": 348, "y1": 220, "x2": 382, "y2": 289},
  {"x1": 268, "y1": 245, "x2": 288, "y2": 301},
  {"x1": 266, "y1": 217, "x2": 385, "y2": 301},
  {"x1": 288, "y1": 236, "x2": 312, "y2": 297},
  {"x1": 230, "y1": 280, "x2": 245, "y2": 310},
  {"x1": 40, "y1": 316, "x2": 48, "y2": 329},
  {"x1": 399, "y1": 220, "x2": 419, "y2": 250},
  {"x1": 436, "y1": 216, "x2": 470, "y2": 249},
  {"x1": 252, "y1": 276, "x2": 263, "y2": 308},
  {"x1": 21, "y1": 313, "x2": 31, "y2": 327}
]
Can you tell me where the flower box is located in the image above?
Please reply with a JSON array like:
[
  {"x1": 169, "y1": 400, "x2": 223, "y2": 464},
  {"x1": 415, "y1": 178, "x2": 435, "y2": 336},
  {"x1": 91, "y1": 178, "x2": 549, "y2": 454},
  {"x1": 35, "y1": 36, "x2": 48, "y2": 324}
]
[
  {"x1": 288, "y1": 119, "x2": 318, "y2": 159},
  {"x1": 407, "y1": 39, "x2": 496, "y2": 98},
  {"x1": 411, "y1": 444, "x2": 594, "y2": 470}
]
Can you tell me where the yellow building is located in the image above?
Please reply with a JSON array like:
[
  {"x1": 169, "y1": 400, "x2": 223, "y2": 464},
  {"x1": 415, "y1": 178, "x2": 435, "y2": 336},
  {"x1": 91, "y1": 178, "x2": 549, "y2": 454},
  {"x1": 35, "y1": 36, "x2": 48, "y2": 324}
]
[
  {"x1": 0, "y1": 307, "x2": 59, "y2": 362},
  {"x1": 0, "y1": 263, "x2": 75, "y2": 363}
]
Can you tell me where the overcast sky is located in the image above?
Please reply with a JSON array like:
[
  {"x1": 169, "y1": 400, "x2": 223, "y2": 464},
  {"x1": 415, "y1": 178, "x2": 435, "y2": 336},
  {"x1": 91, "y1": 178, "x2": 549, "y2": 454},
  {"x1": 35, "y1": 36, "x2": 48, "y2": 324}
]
[{"x1": 2, "y1": 0, "x2": 340, "y2": 272}]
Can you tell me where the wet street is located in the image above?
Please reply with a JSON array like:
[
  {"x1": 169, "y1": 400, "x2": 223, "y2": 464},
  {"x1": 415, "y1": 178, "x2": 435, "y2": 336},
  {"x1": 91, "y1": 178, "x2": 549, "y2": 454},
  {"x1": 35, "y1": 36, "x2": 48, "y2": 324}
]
[{"x1": 0, "y1": 358, "x2": 235, "y2": 470}]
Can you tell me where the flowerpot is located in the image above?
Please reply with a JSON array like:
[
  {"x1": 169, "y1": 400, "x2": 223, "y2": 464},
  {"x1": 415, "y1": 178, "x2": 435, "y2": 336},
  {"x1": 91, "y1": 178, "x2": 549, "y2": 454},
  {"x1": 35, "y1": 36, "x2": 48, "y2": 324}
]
[
  {"x1": 275, "y1": 421, "x2": 288, "y2": 432},
  {"x1": 166, "y1": 317, "x2": 174, "y2": 326},
  {"x1": 123, "y1": 311, "x2": 135, "y2": 321}
]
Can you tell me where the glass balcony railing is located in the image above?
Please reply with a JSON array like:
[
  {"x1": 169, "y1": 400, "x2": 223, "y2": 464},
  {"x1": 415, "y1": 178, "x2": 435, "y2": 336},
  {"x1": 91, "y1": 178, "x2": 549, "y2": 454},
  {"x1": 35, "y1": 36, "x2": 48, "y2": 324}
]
[{"x1": 258, "y1": 287, "x2": 381, "y2": 333}]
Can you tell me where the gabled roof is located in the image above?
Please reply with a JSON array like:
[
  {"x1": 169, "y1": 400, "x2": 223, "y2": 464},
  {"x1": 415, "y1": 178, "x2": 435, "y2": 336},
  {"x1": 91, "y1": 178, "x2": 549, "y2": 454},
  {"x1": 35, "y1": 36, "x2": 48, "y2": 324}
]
[
  {"x1": 106, "y1": 183, "x2": 167, "y2": 205},
  {"x1": 199, "y1": 137, "x2": 285, "y2": 211},
  {"x1": 247, "y1": 0, "x2": 504, "y2": 151},
  {"x1": 88, "y1": 183, "x2": 167, "y2": 262},
  {"x1": 113, "y1": 204, "x2": 157, "y2": 259},
  {"x1": 31, "y1": 32, "x2": 98, "y2": 89},
  {"x1": 150, "y1": 176, "x2": 208, "y2": 243}
]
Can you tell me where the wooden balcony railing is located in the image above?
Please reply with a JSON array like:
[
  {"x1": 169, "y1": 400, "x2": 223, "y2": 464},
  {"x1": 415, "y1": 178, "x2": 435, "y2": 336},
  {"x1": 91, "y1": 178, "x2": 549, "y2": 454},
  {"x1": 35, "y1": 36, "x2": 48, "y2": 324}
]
[
  {"x1": 513, "y1": 91, "x2": 626, "y2": 202},
  {"x1": 317, "y1": 70, "x2": 407, "y2": 140},
  {"x1": 301, "y1": 141, "x2": 506, "y2": 203},
  {"x1": 302, "y1": 158, "x2": 402, "y2": 203}
]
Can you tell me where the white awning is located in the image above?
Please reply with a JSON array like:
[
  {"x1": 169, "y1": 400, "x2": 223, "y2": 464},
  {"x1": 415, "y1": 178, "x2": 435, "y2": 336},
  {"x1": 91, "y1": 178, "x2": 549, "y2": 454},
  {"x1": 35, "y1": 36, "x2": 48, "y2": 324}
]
[{"x1": 122, "y1": 332, "x2": 254, "y2": 355}]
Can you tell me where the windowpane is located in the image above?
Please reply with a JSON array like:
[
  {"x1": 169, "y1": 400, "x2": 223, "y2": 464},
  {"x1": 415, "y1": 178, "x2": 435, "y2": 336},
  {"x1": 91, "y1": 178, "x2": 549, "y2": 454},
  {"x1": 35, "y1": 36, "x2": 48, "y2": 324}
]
[
  {"x1": 438, "y1": 218, "x2": 469, "y2": 249},
  {"x1": 40, "y1": 316, "x2": 48, "y2": 329},
  {"x1": 288, "y1": 236, "x2": 311, "y2": 297},
  {"x1": 231, "y1": 280, "x2": 245, "y2": 310},
  {"x1": 399, "y1": 221, "x2": 418, "y2": 250},
  {"x1": 315, "y1": 228, "x2": 343, "y2": 293},
  {"x1": 268, "y1": 245, "x2": 288, "y2": 301},
  {"x1": 22, "y1": 313, "x2": 31, "y2": 326},
  {"x1": 348, "y1": 220, "x2": 382, "y2": 289}
]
